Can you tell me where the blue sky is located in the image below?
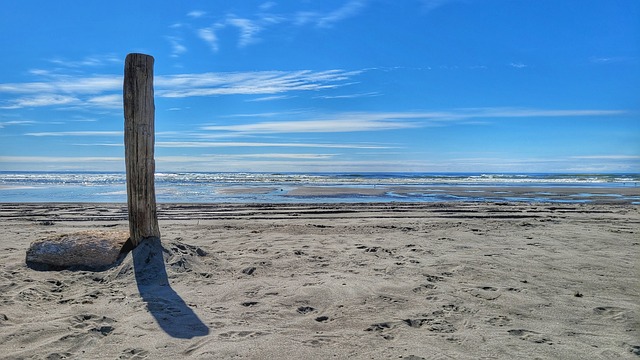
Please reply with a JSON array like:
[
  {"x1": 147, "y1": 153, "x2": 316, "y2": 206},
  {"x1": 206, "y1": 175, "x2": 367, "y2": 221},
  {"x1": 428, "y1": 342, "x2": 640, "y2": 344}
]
[{"x1": 0, "y1": 0, "x2": 638, "y2": 173}]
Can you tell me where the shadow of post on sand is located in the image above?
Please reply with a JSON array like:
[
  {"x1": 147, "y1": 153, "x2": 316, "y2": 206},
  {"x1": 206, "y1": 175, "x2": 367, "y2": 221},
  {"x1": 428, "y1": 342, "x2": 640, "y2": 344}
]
[{"x1": 131, "y1": 237, "x2": 209, "y2": 339}]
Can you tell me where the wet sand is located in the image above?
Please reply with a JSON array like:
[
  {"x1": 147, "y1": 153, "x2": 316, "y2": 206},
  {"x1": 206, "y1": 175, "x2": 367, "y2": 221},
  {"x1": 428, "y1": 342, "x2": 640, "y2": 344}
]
[
  {"x1": 209, "y1": 184, "x2": 640, "y2": 204},
  {"x1": 0, "y1": 202, "x2": 638, "y2": 359}
]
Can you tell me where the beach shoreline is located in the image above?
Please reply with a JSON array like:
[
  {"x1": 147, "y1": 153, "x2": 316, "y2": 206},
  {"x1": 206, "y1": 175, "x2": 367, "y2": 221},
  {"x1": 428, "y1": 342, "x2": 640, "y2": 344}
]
[
  {"x1": 2, "y1": 172, "x2": 639, "y2": 204},
  {"x1": 1, "y1": 202, "x2": 638, "y2": 359}
]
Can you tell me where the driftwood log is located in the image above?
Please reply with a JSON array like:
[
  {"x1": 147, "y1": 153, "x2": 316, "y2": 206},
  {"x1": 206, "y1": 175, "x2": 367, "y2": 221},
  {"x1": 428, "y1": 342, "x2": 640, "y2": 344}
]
[
  {"x1": 26, "y1": 231, "x2": 129, "y2": 270},
  {"x1": 123, "y1": 53, "x2": 161, "y2": 246}
]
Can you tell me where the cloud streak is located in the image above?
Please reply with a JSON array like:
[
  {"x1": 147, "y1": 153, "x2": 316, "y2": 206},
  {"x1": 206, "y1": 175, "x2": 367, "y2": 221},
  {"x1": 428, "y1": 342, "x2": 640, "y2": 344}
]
[
  {"x1": 0, "y1": 156, "x2": 122, "y2": 163},
  {"x1": 156, "y1": 69, "x2": 361, "y2": 97},
  {"x1": 187, "y1": 1, "x2": 368, "y2": 52},
  {"x1": 25, "y1": 131, "x2": 123, "y2": 137},
  {"x1": 197, "y1": 28, "x2": 219, "y2": 52},
  {"x1": 202, "y1": 114, "x2": 421, "y2": 134},
  {"x1": 155, "y1": 141, "x2": 394, "y2": 149},
  {"x1": 316, "y1": 0, "x2": 366, "y2": 27},
  {"x1": 167, "y1": 36, "x2": 188, "y2": 57},
  {"x1": 200, "y1": 108, "x2": 627, "y2": 135},
  {"x1": 0, "y1": 120, "x2": 35, "y2": 129},
  {"x1": 0, "y1": 69, "x2": 361, "y2": 109}
]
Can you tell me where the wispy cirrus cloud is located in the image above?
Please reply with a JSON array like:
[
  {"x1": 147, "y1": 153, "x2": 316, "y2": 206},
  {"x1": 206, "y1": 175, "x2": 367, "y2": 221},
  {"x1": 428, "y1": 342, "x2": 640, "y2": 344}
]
[
  {"x1": 0, "y1": 69, "x2": 361, "y2": 109},
  {"x1": 201, "y1": 108, "x2": 626, "y2": 135},
  {"x1": 197, "y1": 27, "x2": 220, "y2": 52},
  {"x1": 155, "y1": 69, "x2": 362, "y2": 98},
  {"x1": 192, "y1": 153, "x2": 338, "y2": 160},
  {"x1": 456, "y1": 107, "x2": 625, "y2": 118},
  {"x1": 227, "y1": 17, "x2": 262, "y2": 47},
  {"x1": 0, "y1": 120, "x2": 35, "y2": 128},
  {"x1": 187, "y1": 10, "x2": 207, "y2": 18},
  {"x1": 155, "y1": 141, "x2": 394, "y2": 149},
  {"x1": 187, "y1": 2, "x2": 367, "y2": 53},
  {"x1": 314, "y1": 92, "x2": 380, "y2": 99},
  {"x1": 0, "y1": 74, "x2": 120, "y2": 94},
  {"x1": 315, "y1": 0, "x2": 366, "y2": 27},
  {"x1": 260, "y1": 2, "x2": 277, "y2": 11},
  {"x1": 202, "y1": 113, "x2": 423, "y2": 134},
  {"x1": 167, "y1": 36, "x2": 187, "y2": 57},
  {"x1": 194, "y1": 15, "x2": 265, "y2": 52},
  {"x1": 69, "y1": 139, "x2": 394, "y2": 149},
  {"x1": 246, "y1": 95, "x2": 295, "y2": 102},
  {"x1": 1, "y1": 95, "x2": 79, "y2": 110},
  {"x1": 570, "y1": 155, "x2": 640, "y2": 160},
  {"x1": 0, "y1": 156, "x2": 122, "y2": 163},
  {"x1": 25, "y1": 131, "x2": 122, "y2": 137},
  {"x1": 589, "y1": 56, "x2": 635, "y2": 64},
  {"x1": 509, "y1": 62, "x2": 527, "y2": 69},
  {"x1": 48, "y1": 54, "x2": 120, "y2": 68}
]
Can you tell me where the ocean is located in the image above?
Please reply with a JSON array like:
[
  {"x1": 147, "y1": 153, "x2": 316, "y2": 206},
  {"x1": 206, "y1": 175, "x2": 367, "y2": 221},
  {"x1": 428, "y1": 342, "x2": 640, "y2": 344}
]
[{"x1": 0, "y1": 172, "x2": 638, "y2": 204}]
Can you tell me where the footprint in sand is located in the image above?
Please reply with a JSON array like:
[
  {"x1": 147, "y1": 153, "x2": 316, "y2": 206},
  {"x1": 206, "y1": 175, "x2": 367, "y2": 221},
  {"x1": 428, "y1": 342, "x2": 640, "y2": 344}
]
[
  {"x1": 218, "y1": 330, "x2": 268, "y2": 341},
  {"x1": 302, "y1": 337, "x2": 334, "y2": 347},
  {"x1": 412, "y1": 284, "x2": 437, "y2": 293},
  {"x1": 507, "y1": 329, "x2": 553, "y2": 344},
  {"x1": 463, "y1": 286, "x2": 501, "y2": 300},
  {"x1": 119, "y1": 348, "x2": 149, "y2": 359},
  {"x1": 70, "y1": 314, "x2": 116, "y2": 336},
  {"x1": 487, "y1": 315, "x2": 511, "y2": 327},
  {"x1": 593, "y1": 306, "x2": 630, "y2": 322},
  {"x1": 45, "y1": 352, "x2": 73, "y2": 360},
  {"x1": 297, "y1": 306, "x2": 316, "y2": 315}
]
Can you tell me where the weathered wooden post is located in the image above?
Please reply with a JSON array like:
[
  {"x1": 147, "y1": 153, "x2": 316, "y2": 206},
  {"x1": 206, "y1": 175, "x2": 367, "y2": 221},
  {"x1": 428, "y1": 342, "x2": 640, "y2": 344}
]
[{"x1": 124, "y1": 53, "x2": 160, "y2": 246}]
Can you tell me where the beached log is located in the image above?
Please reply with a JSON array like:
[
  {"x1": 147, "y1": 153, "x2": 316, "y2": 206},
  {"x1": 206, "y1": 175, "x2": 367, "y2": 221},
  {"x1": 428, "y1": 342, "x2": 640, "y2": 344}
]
[
  {"x1": 124, "y1": 53, "x2": 161, "y2": 246},
  {"x1": 26, "y1": 231, "x2": 129, "y2": 270}
]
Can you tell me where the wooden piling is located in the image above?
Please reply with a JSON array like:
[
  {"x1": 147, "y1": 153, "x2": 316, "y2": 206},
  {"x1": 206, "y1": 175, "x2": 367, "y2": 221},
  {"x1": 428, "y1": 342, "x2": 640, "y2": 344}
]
[{"x1": 123, "y1": 53, "x2": 160, "y2": 246}]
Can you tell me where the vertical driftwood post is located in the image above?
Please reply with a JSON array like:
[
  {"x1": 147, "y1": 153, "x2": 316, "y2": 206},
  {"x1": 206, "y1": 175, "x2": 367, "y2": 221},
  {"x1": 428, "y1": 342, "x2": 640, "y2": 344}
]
[{"x1": 124, "y1": 53, "x2": 160, "y2": 246}]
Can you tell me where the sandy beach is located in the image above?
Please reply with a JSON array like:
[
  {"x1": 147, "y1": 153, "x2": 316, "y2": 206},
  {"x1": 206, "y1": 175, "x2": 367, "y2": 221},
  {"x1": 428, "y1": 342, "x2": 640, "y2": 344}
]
[{"x1": 0, "y1": 202, "x2": 638, "y2": 359}]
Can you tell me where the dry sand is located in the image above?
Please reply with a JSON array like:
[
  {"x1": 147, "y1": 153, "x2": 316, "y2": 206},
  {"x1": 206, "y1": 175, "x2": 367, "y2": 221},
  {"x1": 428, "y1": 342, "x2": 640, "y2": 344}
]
[{"x1": 0, "y1": 202, "x2": 638, "y2": 359}]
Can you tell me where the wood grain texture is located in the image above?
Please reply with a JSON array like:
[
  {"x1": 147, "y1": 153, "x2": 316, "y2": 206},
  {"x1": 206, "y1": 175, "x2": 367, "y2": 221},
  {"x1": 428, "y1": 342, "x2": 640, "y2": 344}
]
[{"x1": 123, "y1": 53, "x2": 160, "y2": 245}]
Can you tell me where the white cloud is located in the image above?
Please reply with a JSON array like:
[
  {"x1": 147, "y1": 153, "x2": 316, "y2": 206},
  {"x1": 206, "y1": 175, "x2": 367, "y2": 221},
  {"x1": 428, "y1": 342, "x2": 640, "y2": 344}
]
[
  {"x1": 0, "y1": 156, "x2": 121, "y2": 163},
  {"x1": 156, "y1": 141, "x2": 394, "y2": 149},
  {"x1": 1, "y1": 95, "x2": 78, "y2": 109},
  {"x1": 202, "y1": 115, "x2": 419, "y2": 134},
  {"x1": 187, "y1": 10, "x2": 207, "y2": 18},
  {"x1": 227, "y1": 17, "x2": 262, "y2": 47},
  {"x1": 461, "y1": 107, "x2": 625, "y2": 118},
  {"x1": 0, "y1": 69, "x2": 361, "y2": 108},
  {"x1": 25, "y1": 131, "x2": 122, "y2": 137},
  {"x1": 220, "y1": 153, "x2": 336, "y2": 160},
  {"x1": 199, "y1": 108, "x2": 628, "y2": 136},
  {"x1": 156, "y1": 69, "x2": 361, "y2": 98},
  {"x1": 294, "y1": 11, "x2": 318, "y2": 26},
  {"x1": 0, "y1": 75, "x2": 120, "y2": 94},
  {"x1": 260, "y1": 2, "x2": 277, "y2": 11},
  {"x1": 167, "y1": 36, "x2": 187, "y2": 57},
  {"x1": 247, "y1": 95, "x2": 295, "y2": 102},
  {"x1": 317, "y1": 0, "x2": 366, "y2": 27},
  {"x1": 204, "y1": 111, "x2": 441, "y2": 135},
  {"x1": 589, "y1": 56, "x2": 634, "y2": 64},
  {"x1": 314, "y1": 92, "x2": 380, "y2": 99},
  {"x1": 197, "y1": 27, "x2": 219, "y2": 52},
  {"x1": 87, "y1": 94, "x2": 122, "y2": 108},
  {"x1": 48, "y1": 54, "x2": 120, "y2": 68},
  {"x1": 0, "y1": 120, "x2": 35, "y2": 128},
  {"x1": 570, "y1": 155, "x2": 640, "y2": 160},
  {"x1": 509, "y1": 62, "x2": 527, "y2": 68},
  {"x1": 191, "y1": 2, "x2": 367, "y2": 52}
]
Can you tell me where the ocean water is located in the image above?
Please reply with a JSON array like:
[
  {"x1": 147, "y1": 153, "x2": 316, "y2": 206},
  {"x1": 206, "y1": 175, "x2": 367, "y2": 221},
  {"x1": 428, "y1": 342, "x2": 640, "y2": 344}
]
[{"x1": 0, "y1": 172, "x2": 639, "y2": 204}]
